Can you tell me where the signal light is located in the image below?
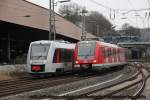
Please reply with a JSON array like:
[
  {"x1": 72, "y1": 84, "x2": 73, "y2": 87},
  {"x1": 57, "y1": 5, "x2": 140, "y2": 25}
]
[
  {"x1": 32, "y1": 66, "x2": 41, "y2": 71},
  {"x1": 93, "y1": 60, "x2": 97, "y2": 63},
  {"x1": 75, "y1": 61, "x2": 79, "y2": 64}
]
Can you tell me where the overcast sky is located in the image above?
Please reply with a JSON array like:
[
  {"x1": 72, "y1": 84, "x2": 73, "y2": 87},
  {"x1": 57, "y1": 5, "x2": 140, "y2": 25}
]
[{"x1": 27, "y1": 0, "x2": 150, "y2": 29}]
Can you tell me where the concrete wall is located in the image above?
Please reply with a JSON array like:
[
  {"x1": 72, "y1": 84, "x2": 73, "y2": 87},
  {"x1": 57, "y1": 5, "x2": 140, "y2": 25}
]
[{"x1": 0, "y1": 64, "x2": 27, "y2": 80}]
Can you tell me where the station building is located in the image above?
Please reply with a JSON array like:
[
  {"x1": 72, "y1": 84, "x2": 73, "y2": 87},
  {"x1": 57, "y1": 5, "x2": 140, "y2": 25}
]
[{"x1": 0, "y1": 0, "x2": 95, "y2": 63}]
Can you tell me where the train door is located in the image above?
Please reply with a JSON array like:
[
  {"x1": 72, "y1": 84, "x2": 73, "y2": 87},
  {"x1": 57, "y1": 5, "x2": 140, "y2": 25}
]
[
  {"x1": 52, "y1": 48, "x2": 64, "y2": 72},
  {"x1": 118, "y1": 49, "x2": 121, "y2": 62},
  {"x1": 114, "y1": 48, "x2": 117, "y2": 63},
  {"x1": 53, "y1": 48, "x2": 61, "y2": 63},
  {"x1": 101, "y1": 47, "x2": 105, "y2": 63},
  {"x1": 60, "y1": 48, "x2": 73, "y2": 71},
  {"x1": 105, "y1": 47, "x2": 109, "y2": 64},
  {"x1": 120, "y1": 49, "x2": 125, "y2": 62},
  {"x1": 108, "y1": 48, "x2": 112, "y2": 63}
]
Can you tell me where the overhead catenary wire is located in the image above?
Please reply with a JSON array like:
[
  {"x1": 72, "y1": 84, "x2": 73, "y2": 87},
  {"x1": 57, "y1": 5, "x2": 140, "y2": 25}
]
[
  {"x1": 146, "y1": 0, "x2": 150, "y2": 29},
  {"x1": 90, "y1": 0, "x2": 111, "y2": 10},
  {"x1": 2, "y1": 0, "x2": 149, "y2": 18},
  {"x1": 127, "y1": 0, "x2": 140, "y2": 27},
  {"x1": 125, "y1": 0, "x2": 148, "y2": 28},
  {"x1": 146, "y1": 0, "x2": 150, "y2": 8},
  {"x1": 88, "y1": 0, "x2": 148, "y2": 18},
  {"x1": 1, "y1": 0, "x2": 149, "y2": 29},
  {"x1": 88, "y1": 0, "x2": 147, "y2": 28},
  {"x1": 89, "y1": 0, "x2": 149, "y2": 13},
  {"x1": 2, "y1": 0, "x2": 148, "y2": 19}
]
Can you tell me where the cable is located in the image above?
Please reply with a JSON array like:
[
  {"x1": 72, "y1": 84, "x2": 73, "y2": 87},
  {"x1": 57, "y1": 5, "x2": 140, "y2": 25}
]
[
  {"x1": 146, "y1": 0, "x2": 150, "y2": 8},
  {"x1": 89, "y1": 0, "x2": 111, "y2": 10},
  {"x1": 89, "y1": 0, "x2": 149, "y2": 13},
  {"x1": 127, "y1": 0, "x2": 144, "y2": 27}
]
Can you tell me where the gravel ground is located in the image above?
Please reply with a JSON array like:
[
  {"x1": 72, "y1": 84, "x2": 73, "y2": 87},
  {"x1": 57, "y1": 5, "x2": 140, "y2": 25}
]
[
  {"x1": 0, "y1": 72, "x2": 11, "y2": 80},
  {"x1": 0, "y1": 64, "x2": 27, "y2": 80},
  {"x1": 142, "y1": 62, "x2": 150, "y2": 100},
  {"x1": 113, "y1": 83, "x2": 145, "y2": 100},
  {"x1": 143, "y1": 78, "x2": 150, "y2": 100},
  {"x1": 1, "y1": 66, "x2": 136, "y2": 100}
]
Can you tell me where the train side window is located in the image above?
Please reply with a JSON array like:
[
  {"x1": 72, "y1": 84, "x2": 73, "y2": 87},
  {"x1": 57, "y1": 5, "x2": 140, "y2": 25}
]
[
  {"x1": 118, "y1": 49, "x2": 120, "y2": 54},
  {"x1": 105, "y1": 48, "x2": 107, "y2": 57},
  {"x1": 64, "y1": 49, "x2": 72, "y2": 62},
  {"x1": 60, "y1": 49, "x2": 73, "y2": 62},
  {"x1": 113, "y1": 48, "x2": 116, "y2": 56},
  {"x1": 110, "y1": 48, "x2": 112, "y2": 56},
  {"x1": 53, "y1": 48, "x2": 60, "y2": 63},
  {"x1": 108, "y1": 48, "x2": 110, "y2": 56},
  {"x1": 60, "y1": 48, "x2": 64, "y2": 62},
  {"x1": 108, "y1": 48, "x2": 111, "y2": 57},
  {"x1": 102, "y1": 47, "x2": 105, "y2": 58},
  {"x1": 105, "y1": 48, "x2": 109, "y2": 57},
  {"x1": 109, "y1": 48, "x2": 112, "y2": 56},
  {"x1": 120, "y1": 49, "x2": 123, "y2": 55},
  {"x1": 104, "y1": 47, "x2": 106, "y2": 57}
]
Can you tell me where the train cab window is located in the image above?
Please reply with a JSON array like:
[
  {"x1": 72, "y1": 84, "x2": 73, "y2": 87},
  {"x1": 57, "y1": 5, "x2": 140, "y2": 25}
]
[
  {"x1": 30, "y1": 44, "x2": 50, "y2": 60},
  {"x1": 78, "y1": 42, "x2": 96, "y2": 56}
]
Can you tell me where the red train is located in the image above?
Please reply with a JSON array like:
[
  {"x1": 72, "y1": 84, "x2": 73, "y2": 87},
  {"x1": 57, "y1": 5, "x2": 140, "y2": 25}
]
[{"x1": 74, "y1": 40, "x2": 126, "y2": 70}]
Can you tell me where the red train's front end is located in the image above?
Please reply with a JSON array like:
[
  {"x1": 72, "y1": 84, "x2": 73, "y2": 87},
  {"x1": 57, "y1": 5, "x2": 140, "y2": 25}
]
[{"x1": 74, "y1": 41, "x2": 98, "y2": 70}]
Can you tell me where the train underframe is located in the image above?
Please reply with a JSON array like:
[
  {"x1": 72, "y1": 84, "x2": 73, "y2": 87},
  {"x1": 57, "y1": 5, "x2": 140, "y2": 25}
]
[{"x1": 74, "y1": 63, "x2": 126, "y2": 71}]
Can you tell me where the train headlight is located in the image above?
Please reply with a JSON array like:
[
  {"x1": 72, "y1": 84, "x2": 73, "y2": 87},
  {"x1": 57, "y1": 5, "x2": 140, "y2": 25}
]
[
  {"x1": 75, "y1": 61, "x2": 79, "y2": 64},
  {"x1": 93, "y1": 60, "x2": 97, "y2": 63}
]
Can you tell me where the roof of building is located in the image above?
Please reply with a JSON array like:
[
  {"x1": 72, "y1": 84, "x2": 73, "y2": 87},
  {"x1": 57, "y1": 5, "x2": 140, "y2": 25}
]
[{"x1": 0, "y1": 0, "x2": 95, "y2": 40}]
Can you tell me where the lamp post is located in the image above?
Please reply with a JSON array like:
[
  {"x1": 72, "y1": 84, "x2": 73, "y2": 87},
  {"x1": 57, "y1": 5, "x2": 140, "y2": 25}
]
[
  {"x1": 49, "y1": 0, "x2": 71, "y2": 40},
  {"x1": 49, "y1": 0, "x2": 52, "y2": 40},
  {"x1": 87, "y1": 20, "x2": 98, "y2": 36},
  {"x1": 81, "y1": 8, "x2": 88, "y2": 40}
]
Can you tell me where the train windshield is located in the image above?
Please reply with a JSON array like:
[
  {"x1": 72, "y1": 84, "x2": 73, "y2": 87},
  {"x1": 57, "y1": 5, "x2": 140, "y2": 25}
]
[
  {"x1": 30, "y1": 43, "x2": 50, "y2": 60},
  {"x1": 78, "y1": 42, "x2": 96, "y2": 56}
]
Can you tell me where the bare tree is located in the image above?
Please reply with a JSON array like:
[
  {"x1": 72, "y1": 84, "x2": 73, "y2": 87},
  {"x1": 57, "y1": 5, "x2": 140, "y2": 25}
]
[
  {"x1": 59, "y1": 3, "x2": 82, "y2": 25},
  {"x1": 59, "y1": 4, "x2": 113, "y2": 36},
  {"x1": 121, "y1": 23, "x2": 141, "y2": 36},
  {"x1": 85, "y1": 11, "x2": 112, "y2": 36}
]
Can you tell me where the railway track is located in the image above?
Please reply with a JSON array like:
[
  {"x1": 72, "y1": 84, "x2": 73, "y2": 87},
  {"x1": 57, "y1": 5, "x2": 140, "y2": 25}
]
[
  {"x1": 96, "y1": 63, "x2": 146, "y2": 96},
  {"x1": 51, "y1": 63, "x2": 148, "y2": 100},
  {"x1": 0, "y1": 64, "x2": 145, "y2": 100},
  {"x1": 0, "y1": 72, "x2": 108, "y2": 98},
  {"x1": 92, "y1": 63, "x2": 149, "y2": 99},
  {"x1": 0, "y1": 74, "x2": 74, "y2": 97},
  {"x1": 0, "y1": 66, "x2": 127, "y2": 99}
]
